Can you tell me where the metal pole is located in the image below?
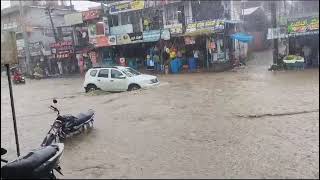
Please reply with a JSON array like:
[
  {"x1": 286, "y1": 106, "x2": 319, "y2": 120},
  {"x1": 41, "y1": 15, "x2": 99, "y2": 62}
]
[
  {"x1": 5, "y1": 64, "x2": 20, "y2": 157},
  {"x1": 19, "y1": 0, "x2": 32, "y2": 76},
  {"x1": 46, "y1": 6, "x2": 58, "y2": 42},
  {"x1": 158, "y1": 8, "x2": 162, "y2": 73},
  {"x1": 271, "y1": 1, "x2": 278, "y2": 65}
]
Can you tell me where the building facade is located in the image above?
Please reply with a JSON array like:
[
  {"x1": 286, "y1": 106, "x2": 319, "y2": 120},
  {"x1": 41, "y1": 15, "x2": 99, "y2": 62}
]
[{"x1": 1, "y1": 0, "x2": 75, "y2": 74}]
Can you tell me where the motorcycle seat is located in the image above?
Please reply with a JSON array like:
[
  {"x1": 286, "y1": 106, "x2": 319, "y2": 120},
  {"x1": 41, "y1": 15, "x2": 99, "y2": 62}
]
[
  {"x1": 1, "y1": 146, "x2": 58, "y2": 178},
  {"x1": 75, "y1": 110, "x2": 94, "y2": 125}
]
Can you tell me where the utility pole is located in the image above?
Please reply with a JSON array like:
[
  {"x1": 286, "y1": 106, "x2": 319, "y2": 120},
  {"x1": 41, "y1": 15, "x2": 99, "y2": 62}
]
[
  {"x1": 271, "y1": 1, "x2": 278, "y2": 65},
  {"x1": 46, "y1": 6, "x2": 58, "y2": 42},
  {"x1": 19, "y1": 0, "x2": 32, "y2": 76}
]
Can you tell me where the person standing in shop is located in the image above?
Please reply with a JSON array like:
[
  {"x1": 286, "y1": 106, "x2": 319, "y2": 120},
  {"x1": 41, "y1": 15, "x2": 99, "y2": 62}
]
[
  {"x1": 193, "y1": 49, "x2": 200, "y2": 68},
  {"x1": 57, "y1": 59, "x2": 63, "y2": 75}
]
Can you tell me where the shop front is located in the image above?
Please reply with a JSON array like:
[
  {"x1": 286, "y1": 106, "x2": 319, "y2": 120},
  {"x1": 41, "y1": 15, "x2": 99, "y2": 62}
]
[
  {"x1": 287, "y1": 16, "x2": 319, "y2": 67},
  {"x1": 173, "y1": 19, "x2": 232, "y2": 72},
  {"x1": 50, "y1": 40, "x2": 77, "y2": 75}
]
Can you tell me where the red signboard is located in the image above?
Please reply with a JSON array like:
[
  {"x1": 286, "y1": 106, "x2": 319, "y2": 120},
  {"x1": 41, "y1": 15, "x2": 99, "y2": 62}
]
[
  {"x1": 50, "y1": 40, "x2": 74, "y2": 59},
  {"x1": 50, "y1": 40, "x2": 73, "y2": 48},
  {"x1": 82, "y1": 9, "x2": 101, "y2": 21},
  {"x1": 95, "y1": 36, "x2": 110, "y2": 47}
]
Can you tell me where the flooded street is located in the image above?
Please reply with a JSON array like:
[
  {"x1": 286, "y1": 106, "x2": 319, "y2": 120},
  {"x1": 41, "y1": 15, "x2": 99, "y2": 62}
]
[{"x1": 1, "y1": 51, "x2": 319, "y2": 178}]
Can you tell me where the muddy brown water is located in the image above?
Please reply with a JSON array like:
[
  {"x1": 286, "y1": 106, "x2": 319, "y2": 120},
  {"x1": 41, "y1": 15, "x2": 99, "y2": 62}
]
[{"x1": 1, "y1": 51, "x2": 319, "y2": 178}]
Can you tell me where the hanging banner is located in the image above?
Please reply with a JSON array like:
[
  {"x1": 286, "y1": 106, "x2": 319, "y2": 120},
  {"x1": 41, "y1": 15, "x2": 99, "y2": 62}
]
[
  {"x1": 28, "y1": 41, "x2": 44, "y2": 56},
  {"x1": 109, "y1": 0, "x2": 145, "y2": 15},
  {"x1": 82, "y1": 9, "x2": 101, "y2": 21},
  {"x1": 164, "y1": 24, "x2": 183, "y2": 35},
  {"x1": 143, "y1": 29, "x2": 170, "y2": 42},
  {"x1": 288, "y1": 16, "x2": 319, "y2": 34},
  {"x1": 64, "y1": 13, "x2": 83, "y2": 26}
]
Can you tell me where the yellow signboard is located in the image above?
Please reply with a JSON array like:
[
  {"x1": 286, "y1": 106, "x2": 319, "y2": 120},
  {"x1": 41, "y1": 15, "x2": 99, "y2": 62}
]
[{"x1": 131, "y1": 0, "x2": 145, "y2": 10}]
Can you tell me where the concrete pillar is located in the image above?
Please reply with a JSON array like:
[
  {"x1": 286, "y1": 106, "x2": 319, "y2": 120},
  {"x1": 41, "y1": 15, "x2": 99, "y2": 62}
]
[
  {"x1": 188, "y1": 0, "x2": 192, "y2": 23},
  {"x1": 118, "y1": 13, "x2": 122, "y2": 25}
]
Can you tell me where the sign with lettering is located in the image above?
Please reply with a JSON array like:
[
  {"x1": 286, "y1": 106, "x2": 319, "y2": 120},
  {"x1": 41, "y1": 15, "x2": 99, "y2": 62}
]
[
  {"x1": 109, "y1": 0, "x2": 144, "y2": 15},
  {"x1": 29, "y1": 42, "x2": 44, "y2": 56},
  {"x1": 110, "y1": 24, "x2": 133, "y2": 35},
  {"x1": 186, "y1": 20, "x2": 225, "y2": 33},
  {"x1": 50, "y1": 40, "x2": 74, "y2": 59},
  {"x1": 164, "y1": 24, "x2": 183, "y2": 35},
  {"x1": 82, "y1": 9, "x2": 101, "y2": 21},
  {"x1": 288, "y1": 16, "x2": 319, "y2": 34},
  {"x1": 143, "y1": 29, "x2": 170, "y2": 42}
]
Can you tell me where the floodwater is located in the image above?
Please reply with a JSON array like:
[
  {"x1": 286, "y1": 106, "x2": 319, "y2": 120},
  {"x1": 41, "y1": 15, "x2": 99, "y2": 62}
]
[{"x1": 1, "y1": 50, "x2": 319, "y2": 178}]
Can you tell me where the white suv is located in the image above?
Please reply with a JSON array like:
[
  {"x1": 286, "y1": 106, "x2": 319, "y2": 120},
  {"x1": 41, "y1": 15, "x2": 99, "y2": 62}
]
[{"x1": 83, "y1": 66, "x2": 160, "y2": 92}]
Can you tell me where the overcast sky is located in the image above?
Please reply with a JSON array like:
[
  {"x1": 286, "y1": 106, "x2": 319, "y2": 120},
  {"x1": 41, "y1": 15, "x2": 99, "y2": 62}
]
[{"x1": 1, "y1": 1, "x2": 100, "y2": 11}]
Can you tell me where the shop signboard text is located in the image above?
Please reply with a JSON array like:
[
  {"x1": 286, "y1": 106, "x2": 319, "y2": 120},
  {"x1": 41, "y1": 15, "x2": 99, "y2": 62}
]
[
  {"x1": 109, "y1": 1, "x2": 145, "y2": 15},
  {"x1": 164, "y1": 24, "x2": 183, "y2": 35},
  {"x1": 110, "y1": 24, "x2": 133, "y2": 35},
  {"x1": 186, "y1": 20, "x2": 225, "y2": 33},
  {"x1": 288, "y1": 16, "x2": 319, "y2": 34},
  {"x1": 143, "y1": 29, "x2": 170, "y2": 42}
]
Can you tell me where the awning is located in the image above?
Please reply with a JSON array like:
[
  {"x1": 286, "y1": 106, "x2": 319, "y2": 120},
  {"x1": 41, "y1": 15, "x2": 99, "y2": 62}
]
[
  {"x1": 231, "y1": 32, "x2": 254, "y2": 43},
  {"x1": 242, "y1": 6, "x2": 261, "y2": 16}
]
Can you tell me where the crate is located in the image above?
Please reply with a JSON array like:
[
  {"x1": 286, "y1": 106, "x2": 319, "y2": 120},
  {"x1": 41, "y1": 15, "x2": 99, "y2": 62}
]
[{"x1": 285, "y1": 62, "x2": 304, "y2": 70}]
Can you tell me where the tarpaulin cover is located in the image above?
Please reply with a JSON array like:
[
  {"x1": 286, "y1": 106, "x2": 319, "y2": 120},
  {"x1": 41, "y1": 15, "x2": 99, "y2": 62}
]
[{"x1": 231, "y1": 33, "x2": 254, "y2": 43}]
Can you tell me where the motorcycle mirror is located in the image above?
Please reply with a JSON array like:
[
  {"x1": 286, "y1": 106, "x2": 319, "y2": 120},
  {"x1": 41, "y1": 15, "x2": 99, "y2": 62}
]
[
  {"x1": 1, "y1": 148, "x2": 7, "y2": 155},
  {"x1": 53, "y1": 99, "x2": 58, "y2": 104}
]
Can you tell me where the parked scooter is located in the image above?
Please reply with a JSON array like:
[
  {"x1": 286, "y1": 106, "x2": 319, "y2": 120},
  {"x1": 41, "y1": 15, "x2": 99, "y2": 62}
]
[
  {"x1": 41, "y1": 99, "x2": 95, "y2": 146},
  {"x1": 10, "y1": 67, "x2": 25, "y2": 84},
  {"x1": 1, "y1": 143, "x2": 64, "y2": 179}
]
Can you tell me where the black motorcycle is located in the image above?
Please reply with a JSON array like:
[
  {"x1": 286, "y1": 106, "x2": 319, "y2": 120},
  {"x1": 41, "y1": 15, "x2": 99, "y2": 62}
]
[
  {"x1": 1, "y1": 143, "x2": 64, "y2": 179},
  {"x1": 41, "y1": 99, "x2": 95, "y2": 146}
]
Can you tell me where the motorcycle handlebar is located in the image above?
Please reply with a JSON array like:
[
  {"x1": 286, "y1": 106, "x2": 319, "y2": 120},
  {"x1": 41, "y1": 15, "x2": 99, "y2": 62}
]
[{"x1": 49, "y1": 105, "x2": 60, "y2": 115}]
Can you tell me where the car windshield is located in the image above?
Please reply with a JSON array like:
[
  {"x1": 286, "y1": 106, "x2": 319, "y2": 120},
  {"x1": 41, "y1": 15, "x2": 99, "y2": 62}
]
[{"x1": 121, "y1": 67, "x2": 141, "y2": 77}]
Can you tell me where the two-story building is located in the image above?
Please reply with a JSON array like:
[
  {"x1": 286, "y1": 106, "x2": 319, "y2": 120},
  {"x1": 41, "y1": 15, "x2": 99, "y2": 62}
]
[
  {"x1": 82, "y1": 0, "x2": 244, "y2": 72},
  {"x1": 1, "y1": 0, "x2": 76, "y2": 74}
]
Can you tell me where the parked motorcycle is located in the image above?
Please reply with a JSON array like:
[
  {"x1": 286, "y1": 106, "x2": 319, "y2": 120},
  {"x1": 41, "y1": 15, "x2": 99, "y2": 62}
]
[
  {"x1": 10, "y1": 67, "x2": 25, "y2": 84},
  {"x1": 41, "y1": 99, "x2": 95, "y2": 146},
  {"x1": 1, "y1": 143, "x2": 64, "y2": 179}
]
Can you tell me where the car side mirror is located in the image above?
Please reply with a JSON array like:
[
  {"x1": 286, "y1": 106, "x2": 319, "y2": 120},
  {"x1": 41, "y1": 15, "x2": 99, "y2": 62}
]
[
  {"x1": 119, "y1": 75, "x2": 126, "y2": 79},
  {"x1": 53, "y1": 99, "x2": 58, "y2": 104}
]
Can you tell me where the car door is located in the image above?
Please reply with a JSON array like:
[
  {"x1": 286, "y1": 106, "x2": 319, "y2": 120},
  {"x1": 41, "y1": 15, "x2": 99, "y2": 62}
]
[
  {"x1": 110, "y1": 69, "x2": 128, "y2": 91},
  {"x1": 96, "y1": 69, "x2": 111, "y2": 91}
]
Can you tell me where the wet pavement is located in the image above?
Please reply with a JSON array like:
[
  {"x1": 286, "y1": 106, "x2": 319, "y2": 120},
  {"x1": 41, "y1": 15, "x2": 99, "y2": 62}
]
[{"x1": 1, "y1": 50, "x2": 319, "y2": 178}]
